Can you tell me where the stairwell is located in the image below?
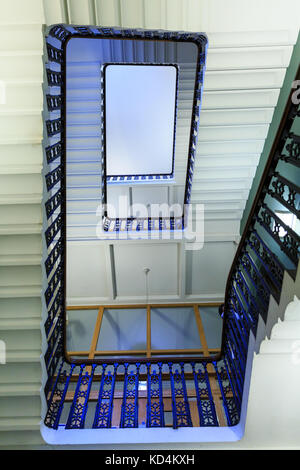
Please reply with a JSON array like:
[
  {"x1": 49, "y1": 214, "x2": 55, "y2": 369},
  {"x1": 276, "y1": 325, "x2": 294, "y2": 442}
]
[
  {"x1": 0, "y1": 0, "x2": 299, "y2": 450},
  {"x1": 0, "y1": 0, "x2": 44, "y2": 447},
  {"x1": 242, "y1": 264, "x2": 300, "y2": 448}
]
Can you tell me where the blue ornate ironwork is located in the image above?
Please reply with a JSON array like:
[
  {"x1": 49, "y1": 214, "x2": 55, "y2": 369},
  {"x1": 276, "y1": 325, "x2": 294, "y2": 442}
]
[
  {"x1": 42, "y1": 24, "x2": 300, "y2": 434},
  {"x1": 240, "y1": 251, "x2": 271, "y2": 310},
  {"x1": 44, "y1": 286, "x2": 62, "y2": 336},
  {"x1": 93, "y1": 364, "x2": 118, "y2": 428},
  {"x1": 120, "y1": 364, "x2": 140, "y2": 428},
  {"x1": 45, "y1": 238, "x2": 63, "y2": 277},
  {"x1": 45, "y1": 165, "x2": 62, "y2": 191},
  {"x1": 44, "y1": 262, "x2": 62, "y2": 307},
  {"x1": 247, "y1": 229, "x2": 284, "y2": 292},
  {"x1": 213, "y1": 362, "x2": 240, "y2": 427},
  {"x1": 45, "y1": 189, "x2": 62, "y2": 220},
  {"x1": 66, "y1": 365, "x2": 96, "y2": 429},
  {"x1": 268, "y1": 172, "x2": 300, "y2": 217},
  {"x1": 192, "y1": 362, "x2": 218, "y2": 427},
  {"x1": 45, "y1": 213, "x2": 63, "y2": 248},
  {"x1": 45, "y1": 141, "x2": 62, "y2": 164},
  {"x1": 169, "y1": 363, "x2": 192, "y2": 428},
  {"x1": 257, "y1": 203, "x2": 300, "y2": 267},
  {"x1": 46, "y1": 94, "x2": 62, "y2": 111},
  {"x1": 146, "y1": 363, "x2": 165, "y2": 427},
  {"x1": 44, "y1": 362, "x2": 76, "y2": 429}
]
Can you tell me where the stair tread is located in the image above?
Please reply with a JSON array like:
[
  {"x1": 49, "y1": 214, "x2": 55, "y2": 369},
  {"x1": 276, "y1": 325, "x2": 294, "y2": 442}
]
[
  {"x1": 0, "y1": 224, "x2": 42, "y2": 235},
  {"x1": 0, "y1": 318, "x2": 40, "y2": 329},
  {"x1": 6, "y1": 350, "x2": 41, "y2": 362},
  {"x1": 0, "y1": 194, "x2": 42, "y2": 205},
  {"x1": 0, "y1": 383, "x2": 41, "y2": 397},
  {"x1": 0, "y1": 416, "x2": 41, "y2": 431},
  {"x1": 0, "y1": 254, "x2": 41, "y2": 266}
]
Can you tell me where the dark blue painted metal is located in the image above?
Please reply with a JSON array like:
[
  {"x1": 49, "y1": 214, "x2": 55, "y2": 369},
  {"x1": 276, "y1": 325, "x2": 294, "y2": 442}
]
[
  {"x1": 192, "y1": 362, "x2": 218, "y2": 427},
  {"x1": 146, "y1": 362, "x2": 164, "y2": 427},
  {"x1": 45, "y1": 165, "x2": 62, "y2": 191},
  {"x1": 66, "y1": 365, "x2": 96, "y2": 429},
  {"x1": 45, "y1": 141, "x2": 62, "y2": 164},
  {"x1": 93, "y1": 364, "x2": 118, "y2": 428},
  {"x1": 120, "y1": 363, "x2": 140, "y2": 428},
  {"x1": 169, "y1": 362, "x2": 192, "y2": 429},
  {"x1": 42, "y1": 23, "x2": 300, "y2": 433},
  {"x1": 45, "y1": 363, "x2": 76, "y2": 429},
  {"x1": 213, "y1": 362, "x2": 235, "y2": 427},
  {"x1": 45, "y1": 238, "x2": 63, "y2": 277},
  {"x1": 45, "y1": 213, "x2": 63, "y2": 247}
]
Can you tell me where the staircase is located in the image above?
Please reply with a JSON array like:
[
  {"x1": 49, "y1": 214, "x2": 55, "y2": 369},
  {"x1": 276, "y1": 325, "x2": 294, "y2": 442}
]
[
  {"x1": 243, "y1": 291, "x2": 300, "y2": 448},
  {"x1": 0, "y1": 0, "x2": 44, "y2": 447},
  {"x1": 0, "y1": 0, "x2": 299, "y2": 450},
  {"x1": 39, "y1": 22, "x2": 300, "y2": 446}
]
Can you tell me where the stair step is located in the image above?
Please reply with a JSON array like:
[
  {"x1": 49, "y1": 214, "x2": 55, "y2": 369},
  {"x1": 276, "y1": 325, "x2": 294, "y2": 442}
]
[
  {"x1": 271, "y1": 320, "x2": 300, "y2": 340},
  {"x1": 0, "y1": 297, "x2": 41, "y2": 319},
  {"x1": 1, "y1": 361, "x2": 41, "y2": 384},
  {"x1": 0, "y1": 285, "x2": 41, "y2": 298},
  {"x1": 0, "y1": 143, "x2": 42, "y2": 166},
  {"x1": 0, "y1": 318, "x2": 40, "y2": 330},
  {"x1": 0, "y1": 254, "x2": 41, "y2": 267},
  {"x1": 0, "y1": 204, "x2": 42, "y2": 225},
  {"x1": 284, "y1": 296, "x2": 300, "y2": 321},
  {"x1": 0, "y1": 164, "x2": 42, "y2": 175},
  {"x1": 0, "y1": 417, "x2": 40, "y2": 431},
  {"x1": 0, "y1": 24, "x2": 42, "y2": 52},
  {"x1": 259, "y1": 338, "x2": 297, "y2": 354},
  {"x1": 201, "y1": 89, "x2": 280, "y2": 110},
  {"x1": 0, "y1": 82, "x2": 42, "y2": 110},
  {"x1": 0, "y1": 224, "x2": 41, "y2": 236},
  {"x1": 0, "y1": 114, "x2": 42, "y2": 140},
  {"x1": 0, "y1": 0, "x2": 44, "y2": 24},
  {"x1": 0, "y1": 383, "x2": 40, "y2": 397},
  {"x1": 0, "y1": 194, "x2": 42, "y2": 205},
  {"x1": 0, "y1": 53, "x2": 42, "y2": 82},
  {"x1": 5, "y1": 350, "x2": 41, "y2": 363}
]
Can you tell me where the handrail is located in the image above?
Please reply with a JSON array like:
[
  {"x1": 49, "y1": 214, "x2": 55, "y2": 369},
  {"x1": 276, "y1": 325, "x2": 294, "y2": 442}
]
[
  {"x1": 42, "y1": 24, "x2": 300, "y2": 430},
  {"x1": 221, "y1": 64, "x2": 300, "y2": 354}
]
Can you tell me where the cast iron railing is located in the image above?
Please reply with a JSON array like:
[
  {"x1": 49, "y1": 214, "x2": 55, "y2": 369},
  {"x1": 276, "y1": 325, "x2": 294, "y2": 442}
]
[{"x1": 42, "y1": 24, "x2": 299, "y2": 431}]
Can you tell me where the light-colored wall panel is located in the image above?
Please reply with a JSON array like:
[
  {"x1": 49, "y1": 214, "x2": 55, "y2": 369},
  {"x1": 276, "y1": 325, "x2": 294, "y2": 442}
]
[
  {"x1": 67, "y1": 0, "x2": 93, "y2": 23},
  {"x1": 185, "y1": 241, "x2": 237, "y2": 296},
  {"x1": 0, "y1": 24, "x2": 43, "y2": 51},
  {"x1": 201, "y1": 89, "x2": 280, "y2": 109},
  {"x1": 67, "y1": 241, "x2": 109, "y2": 302},
  {"x1": 95, "y1": 0, "x2": 121, "y2": 25},
  {"x1": 0, "y1": 0, "x2": 44, "y2": 24},
  {"x1": 0, "y1": 54, "x2": 43, "y2": 82},
  {"x1": 198, "y1": 108, "x2": 274, "y2": 126},
  {"x1": 206, "y1": 46, "x2": 293, "y2": 70},
  {"x1": 203, "y1": 68, "x2": 286, "y2": 91},
  {"x1": 0, "y1": 115, "x2": 42, "y2": 141},
  {"x1": 113, "y1": 242, "x2": 179, "y2": 298}
]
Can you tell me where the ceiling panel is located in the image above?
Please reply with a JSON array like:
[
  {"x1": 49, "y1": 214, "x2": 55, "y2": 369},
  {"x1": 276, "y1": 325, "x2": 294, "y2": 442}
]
[{"x1": 113, "y1": 242, "x2": 179, "y2": 299}]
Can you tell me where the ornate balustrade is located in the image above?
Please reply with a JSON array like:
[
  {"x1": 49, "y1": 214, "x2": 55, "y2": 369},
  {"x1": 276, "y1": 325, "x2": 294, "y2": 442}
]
[{"x1": 42, "y1": 25, "x2": 299, "y2": 431}]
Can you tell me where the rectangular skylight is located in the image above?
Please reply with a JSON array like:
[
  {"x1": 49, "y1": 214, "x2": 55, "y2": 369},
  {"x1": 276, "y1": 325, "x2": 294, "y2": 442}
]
[{"x1": 104, "y1": 64, "x2": 177, "y2": 178}]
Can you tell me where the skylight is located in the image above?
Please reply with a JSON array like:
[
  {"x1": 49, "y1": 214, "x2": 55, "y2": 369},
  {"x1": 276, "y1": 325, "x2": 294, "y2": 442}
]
[{"x1": 104, "y1": 64, "x2": 177, "y2": 180}]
